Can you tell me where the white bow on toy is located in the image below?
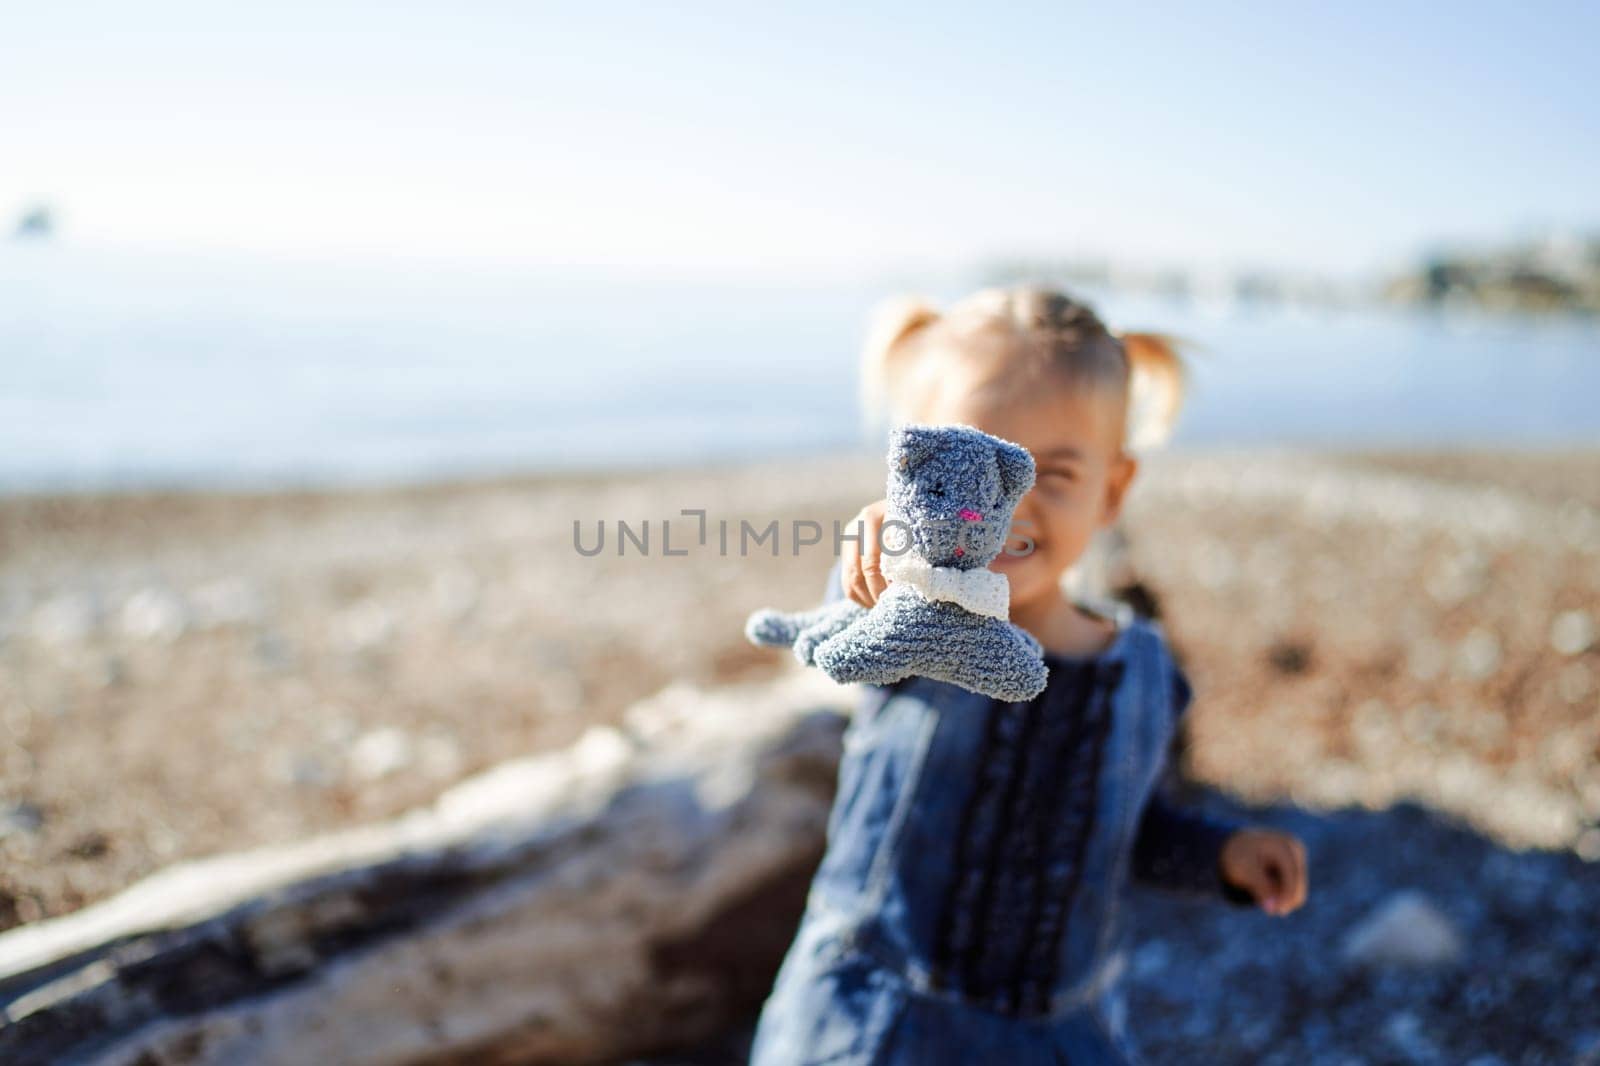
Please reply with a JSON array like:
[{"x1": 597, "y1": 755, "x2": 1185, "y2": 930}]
[{"x1": 878, "y1": 525, "x2": 1011, "y2": 621}]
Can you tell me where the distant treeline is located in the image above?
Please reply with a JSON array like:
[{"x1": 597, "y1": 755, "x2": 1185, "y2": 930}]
[
  {"x1": 984, "y1": 233, "x2": 1600, "y2": 316},
  {"x1": 1385, "y1": 235, "x2": 1600, "y2": 314}
]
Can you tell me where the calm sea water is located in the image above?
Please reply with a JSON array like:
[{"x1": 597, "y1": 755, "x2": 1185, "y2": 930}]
[{"x1": 2, "y1": 246, "x2": 1596, "y2": 493}]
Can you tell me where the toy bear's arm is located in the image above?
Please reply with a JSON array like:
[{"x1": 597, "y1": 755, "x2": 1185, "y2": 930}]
[
  {"x1": 818, "y1": 557, "x2": 898, "y2": 693},
  {"x1": 1127, "y1": 660, "x2": 1253, "y2": 904}
]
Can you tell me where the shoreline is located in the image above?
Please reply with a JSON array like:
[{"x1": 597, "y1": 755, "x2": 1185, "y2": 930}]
[{"x1": 5, "y1": 438, "x2": 1598, "y2": 503}]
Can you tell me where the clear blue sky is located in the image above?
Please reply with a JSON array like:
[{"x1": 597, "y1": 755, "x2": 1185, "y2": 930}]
[{"x1": 7, "y1": 2, "x2": 1597, "y2": 277}]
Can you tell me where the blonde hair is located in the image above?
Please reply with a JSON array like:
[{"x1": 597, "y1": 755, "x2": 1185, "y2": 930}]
[{"x1": 858, "y1": 285, "x2": 1188, "y2": 453}]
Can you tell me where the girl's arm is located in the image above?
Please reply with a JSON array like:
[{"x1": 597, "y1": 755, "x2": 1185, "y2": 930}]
[
  {"x1": 1129, "y1": 776, "x2": 1252, "y2": 904},
  {"x1": 1129, "y1": 660, "x2": 1247, "y2": 899}
]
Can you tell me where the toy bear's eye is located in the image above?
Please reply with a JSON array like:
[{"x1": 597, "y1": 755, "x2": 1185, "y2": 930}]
[{"x1": 927, "y1": 482, "x2": 945, "y2": 497}]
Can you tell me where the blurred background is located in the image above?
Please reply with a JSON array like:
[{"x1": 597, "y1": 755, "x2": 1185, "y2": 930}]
[
  {"x1": 2, "y1": 3, "x2": 1598, "y2": 1063},
  {"x1": 6, "y1": 3, "x2": 1600, "y2": 489}
]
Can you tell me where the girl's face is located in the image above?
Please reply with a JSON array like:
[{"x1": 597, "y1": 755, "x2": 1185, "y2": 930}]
[{"x1": 919, "y1": 363, "x2": 1137, "y2": 608}]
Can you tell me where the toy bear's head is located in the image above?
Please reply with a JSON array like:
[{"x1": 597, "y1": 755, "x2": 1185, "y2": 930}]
[{"x1": 884, "y1": 423, "x2": 1036, "y2": 571}]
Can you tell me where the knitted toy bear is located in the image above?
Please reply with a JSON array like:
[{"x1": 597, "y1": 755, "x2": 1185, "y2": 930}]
[{"x1": 745, "y1": 423, "x2": 1049, "y2": 701}]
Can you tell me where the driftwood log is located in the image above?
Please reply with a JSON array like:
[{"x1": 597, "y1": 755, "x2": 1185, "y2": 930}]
[{"x1": 0, "y1": 670, "x2": 852, "y2": 1066}]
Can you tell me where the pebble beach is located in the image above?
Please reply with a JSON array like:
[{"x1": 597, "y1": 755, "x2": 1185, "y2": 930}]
[{"x1": 1, "y1": 447, "x2": 1598, "y2": 937}]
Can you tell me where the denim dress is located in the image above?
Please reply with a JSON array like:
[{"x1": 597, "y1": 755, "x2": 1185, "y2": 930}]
[{"x1": 748, "y1": 564, "x2": 1246, "y2": 1065}]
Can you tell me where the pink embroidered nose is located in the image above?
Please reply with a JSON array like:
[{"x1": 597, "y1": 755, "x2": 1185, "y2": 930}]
[
  {"x1": 953, "y1": 546, "x2": 965, "y2": 557},
  {"x1": 958, "y1": 508, "x2": 983, "y2": 522}
]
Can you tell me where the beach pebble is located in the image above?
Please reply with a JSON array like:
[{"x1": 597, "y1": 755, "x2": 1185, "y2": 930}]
[
  {"x1": 1550, "y1": 610, "x2": 1594, "y2": 656},
  {"x1": 318, "y1": 709, "x2": 360, "y2": 745},
  {"x1": 30, "y1": 593, "x2": 99, "y2": 645},
  {"x1": 119, "y1": 588, "x2": 189, "y2": 642},
  {"x1": 191, "y1": 578, "x2": 266, "y2": 629},
  {"x1": 335, "y1": 601, "x2": 396, "y2": 654},
  {"x1": 538, "y1": 671, "x2": 585, "y2": 716},
  {"x1": 418, "y1": 733, "x2": 464, "y2": 779},
  {"x1": 348, "y1": 727, "x2": 414, "y2": 781},
  {"x1": 1351, "y1": 699, "x2": 1396, "y2": 756},
  {"x1": 254, "y1": 632, "x2": 296, "y2": 673},
  {"x1": 1578, "y1": 778, "x2": 1600, "y2": 821},
  {"x1": 0, "y1": 801, "x2": 44, "y2": 840},
  {"x1": 430, "y1": 567, "x2": 481, "y2": 622},
  {"x1": 1192, "y1": 538, "x2": 1238, "y2": 590},
  {"x1": 1558, "y1": 662, "x2": 1593, "y2": 703},
  {"x1": 1425, "y1": 548, "x2": 1487, "y2": 605},
  {"x1": 1384, "y1": 1010, "x2": 1443, "y2": 1063},
  {"x1": 1402, "y1": 703, "x2": 1443, "y2": 745},
  {"x1": 94, "y1": 655, "x2": 128, "y2": 690},
  {"x1": 1342, "y1": 891, "x2": 1464, "y2": 970},
  {"x1": 1453, "y1": 628, "x2": 1501, "y2": 681},
  {"x1": 1407, "y1": 638, "x2": 1447, "y2": 681},
  {"x1": 273, "y1": 751, "x2": 337, "y2": 788}
]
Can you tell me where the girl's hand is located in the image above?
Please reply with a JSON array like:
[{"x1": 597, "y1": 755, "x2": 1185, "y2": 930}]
[
  {"x1": 839, "y1": 499, "x2": 890, "y2": 607},
  {"x1": 1220, "y1": 828, "x2": 1308, "y2": 916}
]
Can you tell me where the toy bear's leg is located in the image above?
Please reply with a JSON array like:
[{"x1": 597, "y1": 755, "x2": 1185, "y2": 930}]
[
  {"x1": 929, "y1": 619, "x2": 1050, "y2": 702},
  {"x1": 810, "y1": 604, "x2": 921, "y2": 686},
  {"x1": 791, "y1": 600, "x2": 868, "y2": 665},
  {"x1": 746, "y1": 608, "x2": 801, "y2": 648},
  {"x1": 745, "y1": 601, "x2": 847, "y2": 648},
  {"x1": 991, "y1": 620, "x2": 1051, "y2": 701}
]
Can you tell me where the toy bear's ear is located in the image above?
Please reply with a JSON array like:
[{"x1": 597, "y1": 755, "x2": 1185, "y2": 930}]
[
  {"x1": 994, "y1": 440, "x2": 1036, "y2": 501},
  {"x1": 889, "y1": 424, "x2": 943, "y2": 476}
]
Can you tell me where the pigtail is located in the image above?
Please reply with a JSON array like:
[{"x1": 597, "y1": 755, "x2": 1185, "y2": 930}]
[
  {"x1": 1117, "y1": 331, "x2": 1189, "y2": 452},
  {"x1": 859, "y1": 296, "x2": 941, "y2": 432}
]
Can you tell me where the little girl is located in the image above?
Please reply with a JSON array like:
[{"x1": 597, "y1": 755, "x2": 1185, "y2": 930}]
[{"x1": 747, "y1": 286, "x2": 1308, "y2": 1065}]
